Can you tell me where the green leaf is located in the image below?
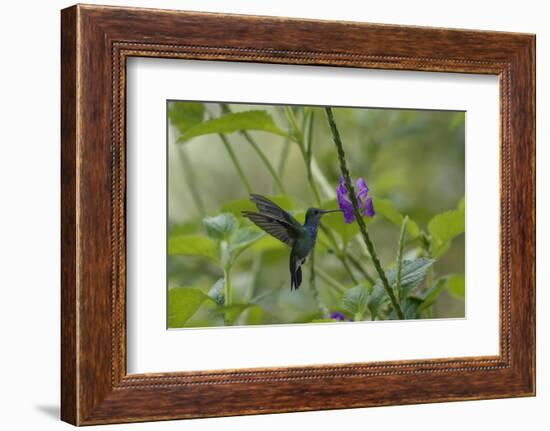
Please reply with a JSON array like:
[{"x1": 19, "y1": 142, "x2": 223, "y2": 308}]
[
  {"x1": 401, "y1": 296, "x2": 424, "y2": 319},
  {"x1": 369, "y1": 258, "x2": 436, "y2": 318},
  {"x1": 285, "y1": 107, "x2": 304, "y2": 143},
  {"x1": 458, "y1": 196, "x2": 466, "y2": 211},
  {"x1": 342, "y1": 284, "x2": 370, "y2": 318},
  {"x1": 211, "y1": 303, "x2": 256, "y2": 324},
  {"x1": 176, "y1": 110, "x2": 288, "y2": 143},
  {"x1": 428, "y1": 208, "x2": 465, "y2": 257},
  {"x1": 448, "y1": 273, "x2": 465, "y2": 298},
  {"x1": 203, "y1": 213, "x2": 239, "y2": 240},
  {"x1": 375, "y1": 258, "x2": 435, "y2": 295},
  {"x1": 310, "y1": 318, "x2": 339, "y2": 323},
  {"x1": 230, "y1": 227, "x2": 265, "y2": 252},
  {"x1": 397, "y1": 258, "x2": 436, "y2": 293},
  {"x1": 387, "y1": 296, "x2": 424, "y2": 320},
  {"x1": 168, "y1": 101, "x2": 205, "y2": 133},
  {"x1": 428, "y1": 209, "x2": 465, "y2": 242},
  {"x1": 168, "y1": 234, "x2": 218, "y2": 261},
  {"x1": 168, "y1": 287, "x2": 212, "y2": 327},
  {"x1": 419, "y1": 278, "x2": 448, "y2": 311},
  {"x1": 431, "y1": 240, "x2": 451, "y2": 258},
  {"x1": 373, "y1": 198, "x2": 420, "y2": 238},
  {"x1": 245, "y1": 306, "x2": 266, "y2": 325},
  {"x1": 208, "y1": 278, "x2": 225, "y2": 305},
  {"x1": 368, "y1": 284, "x2": 389, "y2": 319}
]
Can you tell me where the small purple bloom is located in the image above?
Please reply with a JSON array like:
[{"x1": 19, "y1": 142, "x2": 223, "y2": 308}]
[
  {"x1": 356, "y1": 177, "x2": 369, "y2": 198},
  {"x1": 336, "y1": 179, "x2": 355, "y2": 223},
  {"x1": 364, "y1": 197, "x2": 375, "y2": 217},
  {"x1": 336, "y1": 176, "x2": 375, "y2": 223},
  {"x1": 330, "y1": 311, "x2": 346, "y2": 321}
]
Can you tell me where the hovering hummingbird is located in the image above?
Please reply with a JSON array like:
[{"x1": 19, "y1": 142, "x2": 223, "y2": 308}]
[{"x1": 242, "y1": 194, "x2": 341, "y2": 290}]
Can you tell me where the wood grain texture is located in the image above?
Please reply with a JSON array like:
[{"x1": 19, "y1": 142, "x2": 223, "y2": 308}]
[
  {"x1": 60, "y1": 4, "x2": 535, "y2": 425},
  {"x1": 60, "y1": 5, "x2": 78, "y2": 425}
]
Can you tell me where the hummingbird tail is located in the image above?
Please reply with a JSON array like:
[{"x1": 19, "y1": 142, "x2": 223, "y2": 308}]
[{"x1": 291, "y1": 265, "x2": 302, "y2": 290}]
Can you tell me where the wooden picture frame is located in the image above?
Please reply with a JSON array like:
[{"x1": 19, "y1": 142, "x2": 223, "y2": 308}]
[{"x1": 61, "y1": 4, "x2": 535, "y2": 425}]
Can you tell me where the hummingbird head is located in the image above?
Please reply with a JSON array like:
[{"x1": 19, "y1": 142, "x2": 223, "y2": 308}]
[{"x1": 304, "y1": 207, "x2": 342, "y2": 226}]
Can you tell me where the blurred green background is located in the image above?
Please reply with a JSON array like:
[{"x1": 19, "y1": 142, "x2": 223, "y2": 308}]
[{"x1": 167, "y1": 102, "x2": 465, "y2": 328}]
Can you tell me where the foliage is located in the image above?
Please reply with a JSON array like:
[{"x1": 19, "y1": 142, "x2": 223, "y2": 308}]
[
  {"x1": 176, "y1": 110, "x2": 289, "y2": 143},
  {"x1": 167, "y1": 101, "x2": 465, "y2": 327},
  {"x1": 428, "y1": 205, "x2": 465, "y2": 257},
  {"x1": 374, "y1": 198, "x2": 421, "y2": 239},
  {"x1": 168, "y1": 287, "x2": 214, "y2": 327}
]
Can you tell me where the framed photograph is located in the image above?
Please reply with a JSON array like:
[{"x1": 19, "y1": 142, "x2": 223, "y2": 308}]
[{"x1": 61, "y1": 4, "x2": 535, "y2": 425}]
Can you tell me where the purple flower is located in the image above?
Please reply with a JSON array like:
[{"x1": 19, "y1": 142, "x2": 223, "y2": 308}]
[
  {"x1": 330, "y1": 311, "x2": 346, "y2": 321},
  {"x1": 336, "y1": 176, "x2": 375, "y2": 224}
]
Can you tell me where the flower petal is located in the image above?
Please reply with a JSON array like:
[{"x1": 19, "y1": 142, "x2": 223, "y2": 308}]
[
  {"x1": 365, "y1": 196, "x2": 375, "y2": 217},
  {"x1": 330, "y1": 312, "x2": 346, "y2": 321},
  {"x1": 336, "y1": 177, "x2": 356, "y2": 223},
  {"x1": 340, "y1": 199, "x2": 355, "y2": 223},
  {"x1": 356, "y1": 177, "x2": 369, "y2": 199}
]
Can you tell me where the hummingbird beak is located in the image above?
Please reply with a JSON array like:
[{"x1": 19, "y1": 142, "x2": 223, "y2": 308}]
[{"x1": 320, "y1": 209, "x2": 342, "y2": 214}]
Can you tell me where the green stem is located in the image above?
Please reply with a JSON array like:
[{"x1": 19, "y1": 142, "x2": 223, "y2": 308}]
[
  {"x1": 311, "y1": 159, "x2": 336, "y2": 199},
  {"x1": 248, "y1": 254, "x2": 262, "y2": 300},
  {"x1": 304, "y1": 111, "x2": 322, "y2": 205},
  {"x1": 325, "y1": 107, "x2": 405, "y2": 320},
  {"x1": 315, "y1": 267, "x2": 346, "y2": 294},
  {"x1": 289, "y1": 117, "x2": 314, "y2": 202},
  {"x1": 309, "y1": 176, "x2": 323, "y2": 206},
  {"x1": 242, "y1": 130, "x2": 287, "y2": 194},
  {"x1": 347, "y1": 252, "x2": 375, "y2": 285},
  {"x1": 396, "y1": 216, "x2": 408, "y2": 302},
  {"x1": 251, "y1": 285, "x2": 280, "y2": 303},
  {"x1": 218, "y1": 133, "x2": 253, "y2": 194},
  {"x1": 240, "y1": 254, "x2": 263, "y2": 324},
  {"x1": 223, "y1": 266, "x2": 232, "y2": 325},
  {"x1": 427, "y1": 267, "x2": 435, "y2": 291},
  {"x1": 305, "y1": 109, "x2": 314, "y2": 165},
  {"x1": 310, "y1": 251, "x2": 329, "y2": 318},
  {"x1": 422, "y1": 232, "x2": 435, "y2": 289},
  {"x1": 277, "y1": 138, "x2": 291, "y2": 177},
  {"x1": 286, "y1": 107, "x2": 322, "y2": 207},
  {"x1": 221, "y1": 104, "x2": 287, "y2": 194},
  {"x1": 285, "y1": 107, "x2": 304, "y2": 153},
  {"x1": 341, "y1": 255, "x2": 359, "y2": 285},
  {"x1": 285, "y1": 107, "x2": 334, "y2": 203},
  {"x1": 319, "y1": 226, "x2": 358, "y2": 284},
  {"x1": 175, "y1": 145, "x2": 206, "y2": 218}
]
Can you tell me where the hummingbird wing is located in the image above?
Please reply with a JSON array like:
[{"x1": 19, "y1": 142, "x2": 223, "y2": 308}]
[
  {"x1": 241, "y1": 211, "x2": 299, "y2": 247},
  {"x1": 249, "y1": 194, "x2": 302, "y2": 229}
]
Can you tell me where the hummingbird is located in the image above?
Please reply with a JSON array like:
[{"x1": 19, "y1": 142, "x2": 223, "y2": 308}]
[{"x1": 242, "y1": 194, "x2": 341, "y2": 290}]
